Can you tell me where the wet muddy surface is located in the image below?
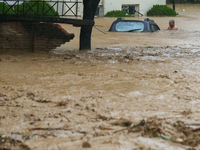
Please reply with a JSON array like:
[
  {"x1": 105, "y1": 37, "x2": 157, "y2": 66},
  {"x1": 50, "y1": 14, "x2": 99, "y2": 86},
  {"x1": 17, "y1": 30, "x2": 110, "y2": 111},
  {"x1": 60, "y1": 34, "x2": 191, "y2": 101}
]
[{"x1": 1, "y1": 10, "x2": 200, "y2": 150}]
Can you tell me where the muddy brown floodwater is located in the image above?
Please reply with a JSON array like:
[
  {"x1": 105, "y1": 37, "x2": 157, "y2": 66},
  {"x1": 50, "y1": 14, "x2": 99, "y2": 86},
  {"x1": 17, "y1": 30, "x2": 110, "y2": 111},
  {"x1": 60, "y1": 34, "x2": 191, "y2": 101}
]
[{"x1": 1, "y1": 10, "x2": 200, "y2": 150}]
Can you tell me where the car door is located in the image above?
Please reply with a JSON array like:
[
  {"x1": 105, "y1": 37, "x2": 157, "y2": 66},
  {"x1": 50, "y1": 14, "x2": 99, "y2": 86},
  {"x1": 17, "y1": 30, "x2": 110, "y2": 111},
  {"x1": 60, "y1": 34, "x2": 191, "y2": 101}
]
[{"x1": 150, "y1": 23, "x2": 160, "y2": 32}]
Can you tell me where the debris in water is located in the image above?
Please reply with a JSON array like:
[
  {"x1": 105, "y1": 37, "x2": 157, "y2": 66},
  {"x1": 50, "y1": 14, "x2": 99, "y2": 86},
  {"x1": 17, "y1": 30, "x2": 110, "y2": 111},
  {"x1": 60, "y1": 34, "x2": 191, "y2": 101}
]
[
  {"x1": 0, "y1": 137, "x2": 30, "y2": 150},
  {"x1": 110, "y1": 119, "x2": 132, "y2": 127},
  {"x1": 99, "y1": 125, "x2": 114, "y2": 130},
  {"x1": 82, "y1": 142, "x2": 91, "y2": 148},
  {"x1": 97, "y1": 114, "x2": 109, "y2": 121},
  {"x1": 160, "y1": 134, "x2": 171, "y2": 141},
  {"x1": 174, "y1": 138, "x2": 184, "y2": 143},
  {"x1": 57, "y1": 101, "x2": 68, "y2": 106}
]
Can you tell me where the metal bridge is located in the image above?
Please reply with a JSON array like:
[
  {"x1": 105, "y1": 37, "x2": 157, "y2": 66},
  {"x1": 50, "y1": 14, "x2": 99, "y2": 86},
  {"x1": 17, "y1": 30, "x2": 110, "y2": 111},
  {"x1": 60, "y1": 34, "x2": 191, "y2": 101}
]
[
  {"x1": 0, "y1": 0, "x2": 94, "y2": 26},
  {"x1": 1, "y1": 0, "x2": 81, "y2": 17}
]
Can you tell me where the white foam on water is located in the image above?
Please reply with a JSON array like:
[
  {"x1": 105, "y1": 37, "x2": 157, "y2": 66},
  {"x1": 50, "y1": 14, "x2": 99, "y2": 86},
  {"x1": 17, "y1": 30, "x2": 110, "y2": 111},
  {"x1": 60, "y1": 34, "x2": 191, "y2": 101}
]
[{"x1": 137, "y1": 137, "x2": 185, "y2": 150}]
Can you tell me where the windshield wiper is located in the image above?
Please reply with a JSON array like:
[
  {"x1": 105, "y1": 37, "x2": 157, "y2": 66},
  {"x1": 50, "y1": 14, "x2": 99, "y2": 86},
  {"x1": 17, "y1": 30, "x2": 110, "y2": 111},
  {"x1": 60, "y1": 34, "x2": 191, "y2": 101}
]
[{"x1": 127, "y1": 29, "x2": 141, "y2": 32}]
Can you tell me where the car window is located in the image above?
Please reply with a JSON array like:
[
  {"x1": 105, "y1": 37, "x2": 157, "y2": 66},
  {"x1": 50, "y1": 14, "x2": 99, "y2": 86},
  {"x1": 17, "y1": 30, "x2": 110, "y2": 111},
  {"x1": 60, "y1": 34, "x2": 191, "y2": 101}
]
[
  {"x1": 115, "y1": 22, "x2": 144, "y2": 32},
  {"x1": 151, "y1": 24, "x2": 159, "y2": 32}
]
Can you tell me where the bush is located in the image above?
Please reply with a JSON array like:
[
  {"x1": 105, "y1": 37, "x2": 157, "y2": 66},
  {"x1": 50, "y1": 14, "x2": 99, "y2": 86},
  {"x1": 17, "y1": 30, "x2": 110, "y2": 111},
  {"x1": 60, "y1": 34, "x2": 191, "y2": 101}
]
[
  {"x1": 147, "y1": 5, "x2": 178, "y2": 16},
  {"x1": 16, "y1": 0, "x2": 59, "y2": 17},
  {"x1": 0, "y1": 2, "x2": 15, "y2": 14},
  {"x1": 104, "y1": 10, "x2": 132, "y2": 17}
]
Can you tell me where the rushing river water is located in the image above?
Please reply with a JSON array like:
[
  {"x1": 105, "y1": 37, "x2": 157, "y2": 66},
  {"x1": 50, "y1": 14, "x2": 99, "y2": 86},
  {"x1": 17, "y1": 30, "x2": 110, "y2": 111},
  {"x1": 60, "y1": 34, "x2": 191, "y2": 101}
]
[{"x1": 0, "y1": 11, "x2": 200, "y2": 150}]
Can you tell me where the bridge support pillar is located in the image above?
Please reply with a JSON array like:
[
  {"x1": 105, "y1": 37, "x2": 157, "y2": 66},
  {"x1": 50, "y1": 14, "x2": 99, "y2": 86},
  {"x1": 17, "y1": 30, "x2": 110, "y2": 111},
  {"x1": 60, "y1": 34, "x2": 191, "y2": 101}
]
[{"x1": 79, "y1": 0, "x2": 100, "y2": 50}]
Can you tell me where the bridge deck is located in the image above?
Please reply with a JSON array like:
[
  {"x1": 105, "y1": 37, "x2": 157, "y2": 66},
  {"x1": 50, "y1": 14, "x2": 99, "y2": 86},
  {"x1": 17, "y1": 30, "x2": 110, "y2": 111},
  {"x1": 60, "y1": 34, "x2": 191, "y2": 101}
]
[{"x1": 0, "y1": 14, "x2": 94, "y2": 26}]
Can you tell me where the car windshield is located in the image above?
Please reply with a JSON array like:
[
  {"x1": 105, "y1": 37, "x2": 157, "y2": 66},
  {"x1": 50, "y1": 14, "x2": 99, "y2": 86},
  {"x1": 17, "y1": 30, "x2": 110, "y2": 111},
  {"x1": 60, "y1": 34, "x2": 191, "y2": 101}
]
[{"x1": 115, "y1": 21, "x2": 144, "y2": 32}]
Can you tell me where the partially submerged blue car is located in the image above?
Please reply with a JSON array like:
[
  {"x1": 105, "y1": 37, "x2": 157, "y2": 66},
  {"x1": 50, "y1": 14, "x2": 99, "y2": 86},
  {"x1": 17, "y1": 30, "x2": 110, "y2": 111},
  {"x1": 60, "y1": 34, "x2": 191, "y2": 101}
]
[{"x1": 109, "y1": 18, "x2": 160, "y2": 33}]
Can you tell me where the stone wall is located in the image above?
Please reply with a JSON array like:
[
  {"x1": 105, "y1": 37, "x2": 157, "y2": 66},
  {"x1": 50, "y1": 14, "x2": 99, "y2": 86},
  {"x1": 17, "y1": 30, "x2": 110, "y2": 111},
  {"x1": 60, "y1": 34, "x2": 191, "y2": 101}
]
[{"x1": 0, "y1": 21, "x2": 74, "y2": 52}]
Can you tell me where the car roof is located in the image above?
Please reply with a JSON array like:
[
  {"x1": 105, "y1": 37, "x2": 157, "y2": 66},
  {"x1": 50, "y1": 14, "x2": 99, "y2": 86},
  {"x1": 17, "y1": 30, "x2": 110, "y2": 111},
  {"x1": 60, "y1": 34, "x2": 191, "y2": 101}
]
[{"x1": 114, "y1": 18, "x2": 155, "y2": 23}]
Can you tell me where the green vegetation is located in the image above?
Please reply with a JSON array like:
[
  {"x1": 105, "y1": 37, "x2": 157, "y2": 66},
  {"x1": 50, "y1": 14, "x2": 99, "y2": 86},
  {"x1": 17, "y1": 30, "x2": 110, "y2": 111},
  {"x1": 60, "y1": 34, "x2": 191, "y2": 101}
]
[
  {"x1": 0, "y1": 2, "x2": 15, "y2": 14},
  {"x1": 104, "y1": 10, "x2": 132, "y2": 17},
  {"x1": 147, "y1": 5, "x2": 178, "y2": 16},
  {"x1": 16, "y1": 0, "x2": 59, "y2": 17}
]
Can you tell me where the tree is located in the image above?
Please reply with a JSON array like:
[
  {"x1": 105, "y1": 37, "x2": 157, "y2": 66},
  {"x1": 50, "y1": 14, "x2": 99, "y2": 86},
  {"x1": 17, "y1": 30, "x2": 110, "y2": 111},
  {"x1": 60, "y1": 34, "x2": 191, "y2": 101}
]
[{"x1": 79, "y1": 0, "x2": 100, "y2": 50}]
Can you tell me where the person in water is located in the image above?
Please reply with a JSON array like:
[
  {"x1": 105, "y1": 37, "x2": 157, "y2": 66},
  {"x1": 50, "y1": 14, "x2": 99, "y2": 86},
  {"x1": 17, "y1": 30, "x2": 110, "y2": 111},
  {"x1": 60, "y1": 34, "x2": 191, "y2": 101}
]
[{"x1": 167, "y1": 20, "x2": 178, "y2": 30}]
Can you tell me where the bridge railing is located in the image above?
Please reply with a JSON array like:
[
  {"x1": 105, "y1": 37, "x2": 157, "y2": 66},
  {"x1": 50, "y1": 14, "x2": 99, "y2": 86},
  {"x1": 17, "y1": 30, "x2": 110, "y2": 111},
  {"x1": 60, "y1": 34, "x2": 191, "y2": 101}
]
[{"x1": 0, "y1": 0, "x2": 82, "y2": 17}]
